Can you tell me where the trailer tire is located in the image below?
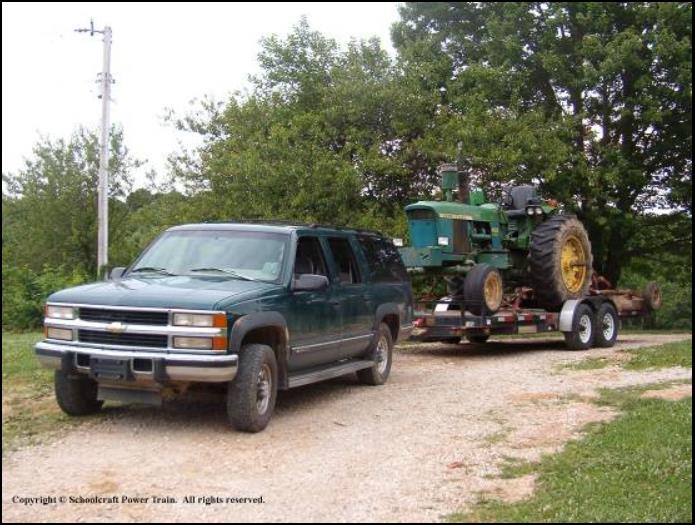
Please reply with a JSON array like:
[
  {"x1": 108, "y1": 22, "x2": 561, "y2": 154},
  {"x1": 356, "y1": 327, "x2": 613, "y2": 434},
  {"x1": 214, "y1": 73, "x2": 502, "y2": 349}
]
[
  {"x1": 563, "y1": 303, "x2": 595, "y2": 351},
  {"x1": 466, "y1": 334, "x2": 490, "y2": 344},
  {"x1": 464, "y1": 264, "x2": 503, "y2": 316},
  {"x1": 594, "y1": 302, "x2": 619, "y2": 348}
]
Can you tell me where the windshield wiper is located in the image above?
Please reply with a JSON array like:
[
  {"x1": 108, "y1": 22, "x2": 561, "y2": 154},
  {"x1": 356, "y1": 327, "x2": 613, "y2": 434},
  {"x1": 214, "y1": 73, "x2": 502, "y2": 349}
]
[
  {"x1": 189, "y1": 267, "x2": 256, "y2": 281},
  {"x1": 129, "y1": 266, "x2": 176, "y2": 276}
]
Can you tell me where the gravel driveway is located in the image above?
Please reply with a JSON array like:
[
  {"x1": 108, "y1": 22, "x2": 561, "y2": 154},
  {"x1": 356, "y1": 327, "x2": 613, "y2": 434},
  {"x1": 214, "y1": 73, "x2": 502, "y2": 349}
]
[{"x1": 2, "y1": 333, "x2": 691, "y2": 522}]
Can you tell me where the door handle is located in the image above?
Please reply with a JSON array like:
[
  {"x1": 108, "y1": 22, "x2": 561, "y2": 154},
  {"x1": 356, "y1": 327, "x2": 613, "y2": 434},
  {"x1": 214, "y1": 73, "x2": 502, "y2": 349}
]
[{"x1": 329, "y1": 299, "x2": 341, "y2": 306}]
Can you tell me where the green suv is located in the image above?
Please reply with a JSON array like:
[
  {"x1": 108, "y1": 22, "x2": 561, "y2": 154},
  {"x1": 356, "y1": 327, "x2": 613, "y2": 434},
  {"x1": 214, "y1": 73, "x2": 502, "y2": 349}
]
[{"x1": 35, "y1": 222, "x2": 413, "y2": 432}]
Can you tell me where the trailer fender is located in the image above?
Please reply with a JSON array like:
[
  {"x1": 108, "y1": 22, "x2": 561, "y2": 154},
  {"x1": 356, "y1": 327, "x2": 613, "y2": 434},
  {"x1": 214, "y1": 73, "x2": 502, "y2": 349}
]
[{"x1": 559, "y1": 299, "x2": 582, "y2": 332}]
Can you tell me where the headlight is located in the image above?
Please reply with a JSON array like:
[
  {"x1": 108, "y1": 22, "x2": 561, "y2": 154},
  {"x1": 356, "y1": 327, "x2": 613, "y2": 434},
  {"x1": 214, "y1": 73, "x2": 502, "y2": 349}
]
[
  {"x1": 172, "y1": 312, "x2": 226, "y2": 328},
  {"x1": 392, "y1": 238, "x2": 404, "y2": 247},
  {"x1": 535, "y1": 207, "x2": 544, "y2": 215},
  {"x1": 173, "y1": 336, "x2": 227, "y2": 351},
  {"x1": 46, "y1": 327, "x2": 73, "y2": 340},
  {"x1": 173, "y1": 336, "x2": 212, "y2": 350},
  {"x1": 526, "y1": 207, "x2": 535, "y2": 216},
  {"x1": 45, "y1": 305, "x2": 76, "y2": 320},
  {"x1": 438, "y1": 236, "x2": 450, "y2": 247}
]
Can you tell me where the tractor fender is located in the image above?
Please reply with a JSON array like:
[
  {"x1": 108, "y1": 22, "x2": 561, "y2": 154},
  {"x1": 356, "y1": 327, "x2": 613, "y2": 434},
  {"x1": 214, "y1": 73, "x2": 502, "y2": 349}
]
[{"x1": 229, "y1": 311, "x2": 289, "y2": 354}]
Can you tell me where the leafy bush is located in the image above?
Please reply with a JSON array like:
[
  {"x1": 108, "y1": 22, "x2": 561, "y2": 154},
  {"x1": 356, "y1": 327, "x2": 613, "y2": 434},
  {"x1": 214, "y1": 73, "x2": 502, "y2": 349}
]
[{"x1": 2, "y1": 264, "x2": 89, "y2": 331}]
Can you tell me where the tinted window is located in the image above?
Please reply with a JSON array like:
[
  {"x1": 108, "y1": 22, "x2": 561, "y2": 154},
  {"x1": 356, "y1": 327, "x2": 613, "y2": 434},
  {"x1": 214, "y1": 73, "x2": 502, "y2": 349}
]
[
  {"x1": 357, "y1": 236, "x2": 409, "y2": 283},
  {"x1": 327, "y1": 237, "x2": 361, "y2": 284},
  {"x1": 294, "y1": 237, "x2": 328, "y2": 277}
]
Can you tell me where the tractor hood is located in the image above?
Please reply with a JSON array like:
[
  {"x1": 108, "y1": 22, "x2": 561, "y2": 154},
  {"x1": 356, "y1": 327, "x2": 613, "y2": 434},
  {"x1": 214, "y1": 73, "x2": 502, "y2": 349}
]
[
  {"x1": 405, "y1": 201, "x2": 500, "y2": 222},
  {"x1": 47, "y1": 276, "x2": 282, "y2": 311}
]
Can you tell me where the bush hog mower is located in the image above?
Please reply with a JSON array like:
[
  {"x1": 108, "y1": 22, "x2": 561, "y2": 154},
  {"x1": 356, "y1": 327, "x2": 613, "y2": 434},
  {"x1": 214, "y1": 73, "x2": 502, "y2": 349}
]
[{"x1": 398, "y1": 161, "x2": 661, "y2": 350}]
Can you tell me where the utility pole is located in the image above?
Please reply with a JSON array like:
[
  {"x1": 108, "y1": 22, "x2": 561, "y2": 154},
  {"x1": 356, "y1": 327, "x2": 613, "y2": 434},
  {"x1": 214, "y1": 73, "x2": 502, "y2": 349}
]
[{"x1": 75, "y1": 20, "x2": 113, "y2": 278}]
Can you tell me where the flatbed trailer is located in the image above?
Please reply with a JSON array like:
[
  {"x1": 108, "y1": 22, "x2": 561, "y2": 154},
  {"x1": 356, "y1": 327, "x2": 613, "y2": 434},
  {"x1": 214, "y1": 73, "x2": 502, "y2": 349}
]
[{"x1": 410, "y1": 284, "x2": 660, "y2": 351}]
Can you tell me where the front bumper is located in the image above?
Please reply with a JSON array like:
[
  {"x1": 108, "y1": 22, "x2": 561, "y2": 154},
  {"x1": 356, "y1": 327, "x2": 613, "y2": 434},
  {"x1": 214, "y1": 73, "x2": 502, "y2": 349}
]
[{"x1": 35, "y1": 341, "x2": 238, "y2": 383}]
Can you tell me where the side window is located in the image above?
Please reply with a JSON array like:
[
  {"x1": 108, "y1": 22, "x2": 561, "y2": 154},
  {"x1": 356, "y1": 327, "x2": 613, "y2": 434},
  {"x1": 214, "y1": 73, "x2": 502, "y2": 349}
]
[
  {"x1": 327, "y1": 237, "x2": 361, "y2": 285},
  {"x1": 357, "y1": 236, "x2": 408, "y2": 283},
  {"x1": 294, "y1": 237, "x2": 328, "y2": 278}
]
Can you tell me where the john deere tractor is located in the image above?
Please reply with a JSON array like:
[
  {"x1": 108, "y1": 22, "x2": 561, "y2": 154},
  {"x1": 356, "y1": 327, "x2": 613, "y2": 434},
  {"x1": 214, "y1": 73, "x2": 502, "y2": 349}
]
[{"x1": 399, "y1": 163, "x2": 593, "y2": 315}]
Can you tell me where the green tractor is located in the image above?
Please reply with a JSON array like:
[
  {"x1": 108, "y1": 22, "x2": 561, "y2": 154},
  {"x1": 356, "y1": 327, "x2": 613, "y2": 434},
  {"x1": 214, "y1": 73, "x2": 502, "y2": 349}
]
[{"x1": 398, "y1": 163, "x2": 593, "y2": 315}]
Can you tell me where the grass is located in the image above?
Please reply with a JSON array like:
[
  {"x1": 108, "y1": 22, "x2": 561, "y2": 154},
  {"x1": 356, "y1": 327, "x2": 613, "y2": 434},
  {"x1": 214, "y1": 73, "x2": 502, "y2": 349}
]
[
  {"x1": 449, "y1": 385, "x2": 693, "y2": 523},
  {"x1": 623, "y1": 339, "x2": 692, "y2": 370},
  {"x1": 2, "y1": 331, "x2": 103, "y2": 451},
  {"x1": 561, "y1": 338, "x2": 692, "y2": 372}
]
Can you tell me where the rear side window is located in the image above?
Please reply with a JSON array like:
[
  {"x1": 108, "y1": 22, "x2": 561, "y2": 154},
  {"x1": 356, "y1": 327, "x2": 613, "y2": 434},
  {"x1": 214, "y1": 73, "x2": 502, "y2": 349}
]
[
  {"x1": 327, "y1": 237, "x2": 362, "y2": 284},
  {"x1": 357, "y1": 236, "x2": 409, "y2": 283}
]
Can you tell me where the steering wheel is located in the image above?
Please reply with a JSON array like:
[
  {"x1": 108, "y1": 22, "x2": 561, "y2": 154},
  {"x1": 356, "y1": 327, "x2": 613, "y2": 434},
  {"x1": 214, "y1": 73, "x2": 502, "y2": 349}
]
[{"x1": 497, "y1": 187, "x2": 514, "y2": 208}]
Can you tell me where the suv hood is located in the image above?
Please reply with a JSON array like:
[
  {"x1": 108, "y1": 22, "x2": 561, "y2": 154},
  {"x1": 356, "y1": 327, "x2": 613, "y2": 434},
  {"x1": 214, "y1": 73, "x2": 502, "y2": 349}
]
[{"x1": 47, "y1": 276, "x2": 281, "y2": 310}]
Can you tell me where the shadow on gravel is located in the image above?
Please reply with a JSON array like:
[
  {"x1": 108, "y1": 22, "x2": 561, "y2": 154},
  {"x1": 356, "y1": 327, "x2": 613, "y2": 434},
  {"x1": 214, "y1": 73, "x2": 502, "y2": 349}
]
[
  {"x1": 400, "y1": 337, "x2": 645, "y2": 358},
  {"x1": 94, "y1": 336, "x2": 649, "y2": 431},
  {"x1": 98, "y1": 375, "x2": 362, "y2": 431}
]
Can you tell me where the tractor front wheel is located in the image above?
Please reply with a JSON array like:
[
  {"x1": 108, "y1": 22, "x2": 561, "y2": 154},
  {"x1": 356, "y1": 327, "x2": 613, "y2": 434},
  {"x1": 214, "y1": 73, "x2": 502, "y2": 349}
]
[{"x1": 464, "y1": 264, "x2": 504, "y2": 316}]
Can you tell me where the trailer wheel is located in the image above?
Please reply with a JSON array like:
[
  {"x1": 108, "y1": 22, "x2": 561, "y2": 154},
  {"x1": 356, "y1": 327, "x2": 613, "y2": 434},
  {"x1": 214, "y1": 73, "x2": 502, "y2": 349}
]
[
  {"x1": 466, "y1": 334, "x2": 490, "y2": 344},
  {"x1": 594, "y1": 303, "x2": 618, "y2": 348},
  {"x1": 563, "y1": 303, "x2": 595, "y2": 350}
]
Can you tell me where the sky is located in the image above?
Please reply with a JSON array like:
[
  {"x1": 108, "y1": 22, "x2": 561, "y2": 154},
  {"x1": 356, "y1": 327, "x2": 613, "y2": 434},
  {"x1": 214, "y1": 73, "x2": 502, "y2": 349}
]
[{"x1": 2, "y1": 2, "x2": 400, "y2": 187}]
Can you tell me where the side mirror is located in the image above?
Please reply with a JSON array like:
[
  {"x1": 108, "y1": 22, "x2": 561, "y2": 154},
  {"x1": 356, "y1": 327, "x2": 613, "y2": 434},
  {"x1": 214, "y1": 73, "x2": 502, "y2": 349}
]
[
  {"x1": 110, "y1": 267, "x2": 126, "y2": 280},
  {"x1": 292, "y1": 274, "x2": 329, "y2": 291}
]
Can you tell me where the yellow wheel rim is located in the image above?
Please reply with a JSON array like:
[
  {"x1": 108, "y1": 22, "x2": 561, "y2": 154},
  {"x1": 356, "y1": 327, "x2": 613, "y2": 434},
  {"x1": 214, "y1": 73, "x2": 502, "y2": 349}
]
[
  {"x1": 560, "y1": 235, "x2": 587, "y2": 293},
  {"x1": 484, "y1": 272, "x2": 503, "y2": 310}
]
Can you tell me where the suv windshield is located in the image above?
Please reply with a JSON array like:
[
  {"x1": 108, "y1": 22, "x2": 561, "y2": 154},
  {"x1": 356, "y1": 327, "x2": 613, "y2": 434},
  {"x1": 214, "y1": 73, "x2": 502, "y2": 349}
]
[{"x1": 130, "y1": 230, "x2": 288, "y2": 283}]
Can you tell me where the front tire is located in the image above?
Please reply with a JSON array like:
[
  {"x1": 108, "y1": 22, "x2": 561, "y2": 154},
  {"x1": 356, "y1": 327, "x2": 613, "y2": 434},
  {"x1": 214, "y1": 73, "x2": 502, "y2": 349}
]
[
  {"x1": 227, "y1": 344, "x2": 278, "y2": 433},
  {"x1": 563, "y1": 303, "x2": 595, "y2": 351},
  {"x1": 54, "y1": 370, "x2": 103, "y2": 416},
  {"x1": 594, "y1": 302, "x2": 619, "y2": 348},
  {"x1": 464, "y1": 264, "x2": 504, "y2": 316},
  {"x1": 357, "y1": 323, "x2": 393, "y2": 386}
]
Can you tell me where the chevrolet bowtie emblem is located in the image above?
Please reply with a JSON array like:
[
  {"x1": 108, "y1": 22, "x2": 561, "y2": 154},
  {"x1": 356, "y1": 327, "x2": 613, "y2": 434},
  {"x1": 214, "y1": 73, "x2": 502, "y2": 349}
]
[{"x1": 106, "y1": 321, "x2": 126, "y2": 333}]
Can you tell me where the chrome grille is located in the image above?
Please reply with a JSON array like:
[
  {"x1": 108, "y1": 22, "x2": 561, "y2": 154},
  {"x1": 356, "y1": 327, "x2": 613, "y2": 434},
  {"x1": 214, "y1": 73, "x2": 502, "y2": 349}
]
[{"x1": 79, "y1": 307, "x2": 169, "y2": 326}]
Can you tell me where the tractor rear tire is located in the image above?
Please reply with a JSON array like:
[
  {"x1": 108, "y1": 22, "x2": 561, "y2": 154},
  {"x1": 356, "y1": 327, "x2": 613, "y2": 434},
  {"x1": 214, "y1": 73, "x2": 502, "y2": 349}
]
[
  {"x1": 529, "y1": 215, "x2": 593, "y2": 310},
  {"x1": 464, "y1": 264, "x2": 504, "y2": 316}
]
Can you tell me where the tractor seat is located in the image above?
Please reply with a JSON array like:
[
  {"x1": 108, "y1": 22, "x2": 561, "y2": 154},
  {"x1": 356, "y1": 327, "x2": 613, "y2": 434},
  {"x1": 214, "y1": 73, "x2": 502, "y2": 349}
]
[{"x1": 505, "y1": 185, "x2": 538, "y2": 217}]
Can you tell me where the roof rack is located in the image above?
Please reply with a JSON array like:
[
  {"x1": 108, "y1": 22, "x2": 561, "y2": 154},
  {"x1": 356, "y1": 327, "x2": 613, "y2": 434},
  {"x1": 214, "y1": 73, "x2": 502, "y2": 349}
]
[{"x1": 211, "y1": 219, "x2": 385, "y2": 237}]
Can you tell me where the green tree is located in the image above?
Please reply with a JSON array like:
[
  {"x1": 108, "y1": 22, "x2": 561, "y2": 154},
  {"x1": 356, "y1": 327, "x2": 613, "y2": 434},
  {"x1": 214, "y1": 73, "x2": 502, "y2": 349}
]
[
  {"x1": 2, "y1": 127, "x2": 140, "y2": 276},
  {"x1": 170, "y1": 18, "x2": 433, "y2": 233},
  {"x1": 393, "y1": 2, "x2": 692, "y2": 283}
]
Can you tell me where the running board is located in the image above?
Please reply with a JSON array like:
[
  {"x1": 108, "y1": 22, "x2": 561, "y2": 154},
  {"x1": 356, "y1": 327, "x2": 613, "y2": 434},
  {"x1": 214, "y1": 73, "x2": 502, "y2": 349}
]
[{"x1": 287, "y1": 359, "x2": 375, "y2": 388}]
